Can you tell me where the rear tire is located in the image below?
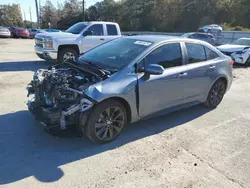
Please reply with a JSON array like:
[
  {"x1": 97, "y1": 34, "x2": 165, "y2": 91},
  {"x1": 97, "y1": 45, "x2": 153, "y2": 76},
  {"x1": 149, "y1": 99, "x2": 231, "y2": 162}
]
[
  {"x1": 85, "y1": 100, "x2": 127, "y2": 144},
  {"x1": 245, "y1": 56, "x2": 250, "y2": 67},
  {"x1": 58, "y1": 48, "x2": 78, "y2": 64},
  {"x1": 203, "y1": 80, "x2": 227, "y2": 108}
]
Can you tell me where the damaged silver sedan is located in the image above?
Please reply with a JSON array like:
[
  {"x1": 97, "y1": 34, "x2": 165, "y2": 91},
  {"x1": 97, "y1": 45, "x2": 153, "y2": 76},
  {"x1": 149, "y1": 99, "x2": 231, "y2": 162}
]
[{"x1": 27, "y1": 36, "x2": 233, "y2": 144}]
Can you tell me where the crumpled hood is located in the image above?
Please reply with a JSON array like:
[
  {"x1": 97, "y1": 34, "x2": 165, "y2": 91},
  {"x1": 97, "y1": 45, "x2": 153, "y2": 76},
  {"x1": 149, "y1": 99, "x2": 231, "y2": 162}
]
[
  {"x1": 36, "y1": 32, "x2": 79, "y2": 39},
  {"x1": 217, "y1": 44, "x2": 248, "y2": 53}
]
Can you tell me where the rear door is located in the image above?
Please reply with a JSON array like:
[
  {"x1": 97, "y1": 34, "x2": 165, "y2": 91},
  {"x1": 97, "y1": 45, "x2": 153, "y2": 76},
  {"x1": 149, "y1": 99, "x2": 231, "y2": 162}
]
[
  {"x1": 183, "y1": 43, "x2": 220, "y2": 101},
  {"x1": 138, "y1": 42, "x2": 189, "y2": 117},
  {"x1": 81, "y1": 24, "x2": 106, "y2": 52},
  {"x1": 103, "y1": 24, "x2": 121, "y2": 42}
]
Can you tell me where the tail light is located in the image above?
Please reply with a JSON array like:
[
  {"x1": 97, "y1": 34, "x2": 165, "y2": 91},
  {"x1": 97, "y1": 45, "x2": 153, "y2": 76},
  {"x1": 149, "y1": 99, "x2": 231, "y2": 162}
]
[{"x1": 229, "y1": 60, "x2": 234, "y2": 66}]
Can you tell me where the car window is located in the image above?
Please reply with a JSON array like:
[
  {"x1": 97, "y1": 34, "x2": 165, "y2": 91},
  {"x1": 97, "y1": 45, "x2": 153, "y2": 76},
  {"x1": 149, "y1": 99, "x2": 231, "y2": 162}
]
[
  {"x1": 197, "y1": 34, "x2": 207, "y2": 39},
  {"x1": 87, "y1": 24, "x2": 104, "y2": 36},
  {"x1": 145, "y1": 43, "x2": 183, "y2": 69},
  {"x1": 186, "y1": 43, "x2": 206, "y2": 63},
  {"x1": 66, "y1": 22, "x2": 89, "y2": 34},
  {"x1": 205, "y1": 47, "x2": 219, "y2": 60},
  {"x1": 80, "y1": 38, "x2": 152, "y2": 70},
  {"x1": 107, "y1": 24, "x2": 118, "y2": 35}
]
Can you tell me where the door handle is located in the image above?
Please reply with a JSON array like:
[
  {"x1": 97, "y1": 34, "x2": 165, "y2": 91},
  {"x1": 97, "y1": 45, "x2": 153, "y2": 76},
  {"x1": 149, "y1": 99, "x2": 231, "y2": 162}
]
[
  {"x1": 100, "y1": 38, "x2": 105, "y2": 41},
  {"x1": 179, "y1": 72, "x2": 188, "y2": 78},
  {"x1": 209, "y1": 65, "x2": 216, "y2": 69}
]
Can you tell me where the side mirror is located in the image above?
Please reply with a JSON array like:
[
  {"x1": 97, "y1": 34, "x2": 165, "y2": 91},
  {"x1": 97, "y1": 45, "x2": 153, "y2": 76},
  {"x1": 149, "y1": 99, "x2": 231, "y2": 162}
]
[
  {"x1": 83, "y1": 30, "x2": 93, "y2": 36},
  {"x1": 141, "y1": 64, "x2": 164, "y2": 75}
]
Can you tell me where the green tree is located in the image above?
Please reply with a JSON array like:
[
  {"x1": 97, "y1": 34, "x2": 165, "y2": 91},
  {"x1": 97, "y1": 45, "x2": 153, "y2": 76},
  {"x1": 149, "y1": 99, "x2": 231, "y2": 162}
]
[{"x1": 0, "y1": 4, "x2": 23, "y2": 26}]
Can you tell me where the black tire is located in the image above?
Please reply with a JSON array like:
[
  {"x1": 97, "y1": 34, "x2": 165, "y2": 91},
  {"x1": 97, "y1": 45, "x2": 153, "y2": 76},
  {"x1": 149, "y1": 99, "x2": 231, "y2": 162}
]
[
  {"x1": 85, "y1": 99, "x2": 127, "y2": 144},
  {"x1": 58, "y1": 48, "x2": 78, "y2": 64},
  {"x1": 245, "y1": 56, "x2": 250, "y2": 67},
  {"x1": 203, "y1": 80, "x2": 227, "y2": 108}
]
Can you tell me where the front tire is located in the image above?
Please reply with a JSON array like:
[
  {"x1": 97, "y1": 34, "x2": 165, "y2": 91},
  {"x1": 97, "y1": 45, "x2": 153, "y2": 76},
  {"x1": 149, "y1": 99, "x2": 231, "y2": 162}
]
[
  {"x1": 58, "y1": 48, "x2": 78, "y2": 64},
  {"x1": 85, "y1": 100, "x2": 127, "y2": 144},
  {"x1": 203, "y1": 80, "x2": 226, "y2": 108}
]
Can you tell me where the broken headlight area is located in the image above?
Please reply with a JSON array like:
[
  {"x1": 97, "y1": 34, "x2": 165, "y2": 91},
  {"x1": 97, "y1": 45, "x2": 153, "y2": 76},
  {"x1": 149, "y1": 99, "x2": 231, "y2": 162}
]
[{"x1": 27, "y1": 66, "x2": 99, "y2": 133}]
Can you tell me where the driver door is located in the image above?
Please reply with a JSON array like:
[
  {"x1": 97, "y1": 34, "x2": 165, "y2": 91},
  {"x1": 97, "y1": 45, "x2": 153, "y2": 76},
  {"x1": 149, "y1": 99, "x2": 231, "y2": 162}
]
[
  {"x1": 138, "y1": 43, "x2": 189, "y2": 118},
  {"x1": 81, "y1": 24, "x2": 106, "y2": 53}
]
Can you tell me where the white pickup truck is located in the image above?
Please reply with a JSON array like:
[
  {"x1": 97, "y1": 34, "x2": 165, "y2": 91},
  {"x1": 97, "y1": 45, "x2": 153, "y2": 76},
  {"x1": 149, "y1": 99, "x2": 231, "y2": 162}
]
[{"x1": 35, "y1": 21, "x2": 122, "y2": 63}]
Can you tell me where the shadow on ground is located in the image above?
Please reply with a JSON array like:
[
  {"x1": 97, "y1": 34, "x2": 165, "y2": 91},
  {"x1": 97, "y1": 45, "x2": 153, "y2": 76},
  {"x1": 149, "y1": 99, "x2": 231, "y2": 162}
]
[
  {"x1": 233, "y1": 64, "x2": 249, "y2": 69},
  {"x1": 0, "y1": 105, "x2": 211, "y2": 185},
  {"x1": 0, "y1": 60, "x2": 51, "y2": 72}
]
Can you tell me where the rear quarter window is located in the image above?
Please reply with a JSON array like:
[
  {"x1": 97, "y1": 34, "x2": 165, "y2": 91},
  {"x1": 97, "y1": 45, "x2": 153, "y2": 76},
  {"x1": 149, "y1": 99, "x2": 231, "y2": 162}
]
[
  {"x1": 107, "y1": 24, "x2": 118, "y2": 35},
  {"x1": 205, "y1": 47, "x2": 219, "y2": 60},
  {"x1": 186, "y1": 43, "x2": 206, "y2": 63}
]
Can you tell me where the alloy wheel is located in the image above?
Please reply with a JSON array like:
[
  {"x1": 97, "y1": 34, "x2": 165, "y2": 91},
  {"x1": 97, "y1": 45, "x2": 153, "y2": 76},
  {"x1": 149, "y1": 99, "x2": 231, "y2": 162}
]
[
  {"x1": 94, "y1": 107, "x2": 125, "y2": 141},
  {"x1": 209, "y1": 81, "x2": 226, "y2": 106},
  {"x1": 63, "y1": 52, "x2": 75, "y2": 62}
]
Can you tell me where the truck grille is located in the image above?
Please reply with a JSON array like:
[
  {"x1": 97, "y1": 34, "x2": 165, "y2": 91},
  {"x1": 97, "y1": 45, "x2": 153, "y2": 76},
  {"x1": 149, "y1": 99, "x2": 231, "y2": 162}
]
[{"x1": 36, "y1": 43, "x2": 43, "y2": 48}]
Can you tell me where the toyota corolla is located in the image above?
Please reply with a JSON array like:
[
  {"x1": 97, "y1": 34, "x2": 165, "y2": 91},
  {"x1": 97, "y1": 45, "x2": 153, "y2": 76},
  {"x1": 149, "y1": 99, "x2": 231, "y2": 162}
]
[{"x1": 27, "y1": 35, "x2": 233, "y2": 144}]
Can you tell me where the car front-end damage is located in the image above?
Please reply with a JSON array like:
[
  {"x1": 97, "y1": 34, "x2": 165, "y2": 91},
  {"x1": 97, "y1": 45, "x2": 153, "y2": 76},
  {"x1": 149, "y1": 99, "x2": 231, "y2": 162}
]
[{"x1": 26, "y1": 62, "x2": 109, "y2": 133}]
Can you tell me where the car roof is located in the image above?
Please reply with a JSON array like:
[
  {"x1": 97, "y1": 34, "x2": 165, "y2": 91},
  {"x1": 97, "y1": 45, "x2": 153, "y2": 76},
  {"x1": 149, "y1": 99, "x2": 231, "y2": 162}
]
[
  {"x1": 125, "y1": 35, "x2": 180, "y2": 43},
  {"x1": 125, "y1": 35, "x2": 216, "y2": 48},
  {"x1": 187, "y1": 32, "x2": 213, "y2": 36},
  {"x1": 238, "y1": 38, "x2": 250, "y2": 40},
  {"x1": 78, "y1": 21, "x2": 118, "y2": 25}
]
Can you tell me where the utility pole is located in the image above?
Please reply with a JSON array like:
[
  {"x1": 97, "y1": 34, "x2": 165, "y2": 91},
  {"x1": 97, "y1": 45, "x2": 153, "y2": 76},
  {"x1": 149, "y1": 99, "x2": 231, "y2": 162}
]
[
  {"x1": 29, "y1": 6, "x2": 32, "y2": 28},
  {"x1": 35, "y1": 0, "x2": 40, "y2": 28},
  {"x1": 23, "y1": 9, "x2": 26, "y2": 21},
  {"x1": 82, "y1": 0, "x2": 85, "y2": 21},
  {"x1": 29, "y1": 6, "x2": 32, "y2": 22}
]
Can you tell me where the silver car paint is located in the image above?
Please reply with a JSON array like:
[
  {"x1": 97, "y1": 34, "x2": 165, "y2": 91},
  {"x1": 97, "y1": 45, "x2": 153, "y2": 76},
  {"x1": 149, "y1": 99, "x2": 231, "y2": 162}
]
[{"x1": 83, "y1": 36, "x2": 233, "y2": 123}]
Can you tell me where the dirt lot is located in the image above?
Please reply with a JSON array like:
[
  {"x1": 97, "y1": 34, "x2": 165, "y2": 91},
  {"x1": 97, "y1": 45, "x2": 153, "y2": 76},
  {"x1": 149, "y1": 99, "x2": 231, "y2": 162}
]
[{"x1": 0, "y1": 39, "x2": 250, "y2": 188}]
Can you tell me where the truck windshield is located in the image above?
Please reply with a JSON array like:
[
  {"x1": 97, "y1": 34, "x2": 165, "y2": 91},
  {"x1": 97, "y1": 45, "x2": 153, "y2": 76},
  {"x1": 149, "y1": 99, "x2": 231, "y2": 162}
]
[
  {"x1": 80, "y1": 38, "x2": 153, "y2": 70},
  {"x1": 66, "y1": 22, "x2": 89, "y2": 34}
]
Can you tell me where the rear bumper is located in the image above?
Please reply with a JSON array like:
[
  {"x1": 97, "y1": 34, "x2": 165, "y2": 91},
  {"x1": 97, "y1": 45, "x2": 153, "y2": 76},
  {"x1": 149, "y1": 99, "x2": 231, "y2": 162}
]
[
  {"x1": 17, "y1": 33, "x2": 30, "y2": 38},
  {"x1": 35, "y1": 46, "x2": 57, "y2": 61},
  {"x1": 0, "y1": 33, "x2": 11, "y2": 37}
]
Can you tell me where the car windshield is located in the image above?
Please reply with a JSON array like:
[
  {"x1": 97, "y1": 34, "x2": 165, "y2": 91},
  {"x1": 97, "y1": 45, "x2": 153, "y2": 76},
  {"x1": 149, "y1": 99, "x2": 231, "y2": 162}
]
[
  {"x1": 66, "y1": 22, "x2": 89, "y2": 34},
  {"x1": 80, "y1": 38, "x2": 153, "y2": 70},
  {"x1": 231, "y1": 39, "x2": 250, "y2": 46}
]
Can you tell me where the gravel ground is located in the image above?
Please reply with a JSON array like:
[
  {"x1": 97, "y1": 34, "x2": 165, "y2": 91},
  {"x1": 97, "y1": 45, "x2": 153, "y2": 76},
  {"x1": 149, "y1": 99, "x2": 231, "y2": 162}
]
[{"x1": 0, "y1": 39, "x2": 250, "y2": 188}]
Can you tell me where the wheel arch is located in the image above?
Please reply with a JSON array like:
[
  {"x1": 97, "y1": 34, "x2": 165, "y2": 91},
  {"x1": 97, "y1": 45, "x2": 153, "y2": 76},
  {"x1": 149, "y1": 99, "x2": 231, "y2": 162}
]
[
  {"x1": 99, "y1": 97, "x2": 132, "y2": 124},
  {"x1": 58, "y1": 44, "x2": 80, "y2": 57},
  {"x1": 204, "y1": 76, "x2": 228, "y2": 101}
]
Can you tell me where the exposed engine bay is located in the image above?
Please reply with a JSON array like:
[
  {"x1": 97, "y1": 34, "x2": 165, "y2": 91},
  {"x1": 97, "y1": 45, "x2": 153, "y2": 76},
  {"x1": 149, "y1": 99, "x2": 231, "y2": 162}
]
[{"x1": 27, "y1": 62, "x2": 110, "y2": 133}]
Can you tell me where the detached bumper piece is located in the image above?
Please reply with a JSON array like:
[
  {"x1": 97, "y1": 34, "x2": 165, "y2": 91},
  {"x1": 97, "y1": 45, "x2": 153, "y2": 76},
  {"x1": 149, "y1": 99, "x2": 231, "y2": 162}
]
[{"x1": 27, "y1": 96, "x2": 94, "y2": 134}]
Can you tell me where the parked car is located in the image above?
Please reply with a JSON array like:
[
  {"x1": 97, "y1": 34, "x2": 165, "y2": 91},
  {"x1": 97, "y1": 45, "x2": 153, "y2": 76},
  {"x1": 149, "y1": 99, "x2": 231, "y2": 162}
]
[
  {"x1": 217, "y1": 38, "x2": 250, "y2": 56},
  {"x1": 231, "y1": 47, "x2": 250, "y2": 66},
  {"x1": 35, "y1": 21, "x2": 122, "y2": 63},
  {"x1": 9, "y1": 27, "x2": 29, "y2": 38},
  {"x1": 198, "y1": 24, "x2": 222, "y2": 36},
  {"x1": 0, "y1": 26, "x2": 11, "y2": 38},
  {"x1": 27, "y1": 36, "x2": 233, "y2": 144},
  {"x1": 29, "y1": 29, "x2": 45, "y2": 39},
  {"x1": 181, "y1": 32, "x2": 215, "y2": 45}
]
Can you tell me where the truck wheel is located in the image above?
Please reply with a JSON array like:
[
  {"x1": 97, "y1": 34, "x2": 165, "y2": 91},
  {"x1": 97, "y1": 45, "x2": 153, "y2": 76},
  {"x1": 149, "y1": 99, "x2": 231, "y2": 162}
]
[
  {"x1": 58, "y1": 48, "x2": 78, "y2": 64},
  {"x1": 85, "y1": 100, "x2": 127, "y2": 144},
  {"x1": 203, "y1": 80, "x2": 226, "y2": 108}
]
